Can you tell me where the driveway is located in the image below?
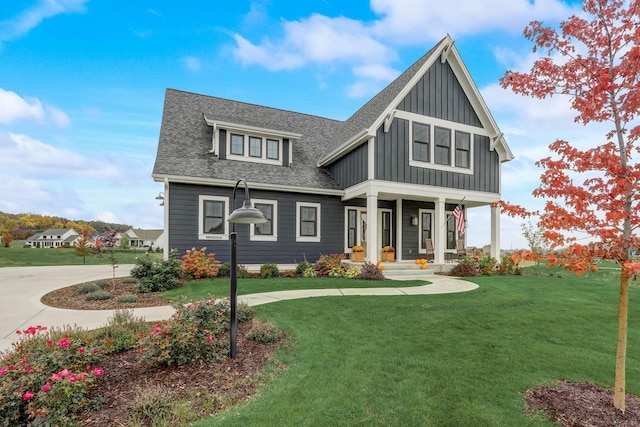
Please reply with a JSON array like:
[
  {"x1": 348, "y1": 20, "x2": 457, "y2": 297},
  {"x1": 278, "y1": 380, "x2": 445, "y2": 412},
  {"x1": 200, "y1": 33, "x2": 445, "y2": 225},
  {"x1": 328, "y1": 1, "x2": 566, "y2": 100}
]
[{"x1": 0, "y1": 265, "x2": 175, "y2": 354}]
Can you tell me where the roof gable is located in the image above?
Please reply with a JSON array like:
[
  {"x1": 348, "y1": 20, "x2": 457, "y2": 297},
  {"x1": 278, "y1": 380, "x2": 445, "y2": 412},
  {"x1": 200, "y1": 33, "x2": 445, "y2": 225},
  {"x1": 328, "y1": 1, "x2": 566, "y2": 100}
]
[{"x1": 318, "y1": 35, "x2": 513, "y2": 165}]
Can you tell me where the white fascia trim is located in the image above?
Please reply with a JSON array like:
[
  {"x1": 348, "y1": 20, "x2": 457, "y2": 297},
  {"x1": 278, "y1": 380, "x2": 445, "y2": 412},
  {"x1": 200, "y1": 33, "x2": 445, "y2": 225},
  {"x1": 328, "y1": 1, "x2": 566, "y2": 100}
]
[
  {"x1": 153, "y1": 174, "x2": 345, "y2": 197},
  {"x1": 342, "y1": 179, "x2": 500, "y2": 205},
  {"x1": 317, "y1": 129, "x2": 369, "y2": 166},
  {"x1": 203, "y1": 115, "x2": 302, "y2": 140}
]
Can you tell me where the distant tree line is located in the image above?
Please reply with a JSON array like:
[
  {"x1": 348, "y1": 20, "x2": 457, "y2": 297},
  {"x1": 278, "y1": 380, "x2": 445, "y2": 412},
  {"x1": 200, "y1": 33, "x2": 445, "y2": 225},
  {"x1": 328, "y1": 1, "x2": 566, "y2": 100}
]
[{"x1": 0, "y1": 211, "x2": 132, "y2": 241}]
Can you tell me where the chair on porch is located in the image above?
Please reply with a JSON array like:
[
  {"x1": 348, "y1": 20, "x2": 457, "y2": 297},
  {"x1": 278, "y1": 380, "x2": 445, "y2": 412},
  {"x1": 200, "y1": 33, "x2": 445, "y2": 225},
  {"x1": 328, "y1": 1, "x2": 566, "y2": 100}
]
[
  {"x1": 424, "y1": 238, "x2": 435, "y2": 262},
  {"x1": 456, "y1": 239, "x2": 469, "y2": 261}
]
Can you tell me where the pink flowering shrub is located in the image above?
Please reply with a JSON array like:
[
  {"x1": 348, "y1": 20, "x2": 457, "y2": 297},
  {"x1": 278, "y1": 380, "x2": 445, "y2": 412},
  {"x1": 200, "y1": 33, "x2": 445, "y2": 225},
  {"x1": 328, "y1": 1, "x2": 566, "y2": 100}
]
[
  {"x1": 139, "y1": 299, "x2": 253, "y2": 367},
  {"x1": 0, "y1": 325, "x2": 104, "y2": 426},
  {"x1": 181, "y1": 247, "x2": 221, "y2": 279}
]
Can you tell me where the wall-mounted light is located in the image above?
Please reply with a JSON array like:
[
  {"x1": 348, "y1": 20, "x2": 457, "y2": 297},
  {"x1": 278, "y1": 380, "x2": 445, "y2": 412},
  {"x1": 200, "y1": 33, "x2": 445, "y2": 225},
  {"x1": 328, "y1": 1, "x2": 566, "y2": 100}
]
[
  {"x1": 411, "y1": 215, "x2": 418, "y2": 226},
  {"x1": 155, "y1": 192, "x2": 165, "y2": 206}
]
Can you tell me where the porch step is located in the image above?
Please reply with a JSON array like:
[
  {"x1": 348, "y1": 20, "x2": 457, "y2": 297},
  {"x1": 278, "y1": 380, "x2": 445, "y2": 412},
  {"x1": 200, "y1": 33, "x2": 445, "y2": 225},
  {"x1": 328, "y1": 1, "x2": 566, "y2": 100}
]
[{"x1": 345, "y1": 260, "x2": 454, "y2": 280}]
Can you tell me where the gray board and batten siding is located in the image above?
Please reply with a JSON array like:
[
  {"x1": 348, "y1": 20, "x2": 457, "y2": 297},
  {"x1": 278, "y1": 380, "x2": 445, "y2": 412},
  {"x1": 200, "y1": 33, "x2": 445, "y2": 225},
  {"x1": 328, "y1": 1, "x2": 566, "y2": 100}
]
[
  {"x1": 326, "y1": 56, "x2": 500, "y2": 194},
  {"x1": 168, "y1": 182, "x2": 346, "y2": 264}
]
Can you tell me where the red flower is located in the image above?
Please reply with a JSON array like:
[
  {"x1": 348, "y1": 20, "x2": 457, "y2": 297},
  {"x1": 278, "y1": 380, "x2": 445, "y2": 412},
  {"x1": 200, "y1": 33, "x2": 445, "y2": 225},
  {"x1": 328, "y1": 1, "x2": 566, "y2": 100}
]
[
  {"x1": 207, "y1": 336, "x2": 213, "y2": 343},
  {"x1": 92, "y1": 367, "x2": 103, "y2": 376},
  {"x1": 78, "y1": 347, "x2": 85, "y2": 353},
  {"x1": 22, "y1": 391, "x2": 34, "y2": 400},
  {"x1": 68, "y1": 375, "x2": 77, "y2": 383},
  {"x1": 41, "y1": 382, "x2": 51, "y2": 392}
]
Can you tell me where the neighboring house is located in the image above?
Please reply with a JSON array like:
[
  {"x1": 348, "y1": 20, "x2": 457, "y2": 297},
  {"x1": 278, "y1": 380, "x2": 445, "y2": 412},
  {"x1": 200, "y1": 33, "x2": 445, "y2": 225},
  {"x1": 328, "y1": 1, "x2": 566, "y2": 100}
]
[
  {"x1": 124, "y1": 228, "x2": 165, "y2": 249},
  {"x1": 24, "y1": 228, "x2": 80, "y2": 248},
  {"x1": 93, "y1": 231, "x2": 122, "y2": 247},
  {"x1": 152, "y1": 36, "x2": 514, "y2": 264}
]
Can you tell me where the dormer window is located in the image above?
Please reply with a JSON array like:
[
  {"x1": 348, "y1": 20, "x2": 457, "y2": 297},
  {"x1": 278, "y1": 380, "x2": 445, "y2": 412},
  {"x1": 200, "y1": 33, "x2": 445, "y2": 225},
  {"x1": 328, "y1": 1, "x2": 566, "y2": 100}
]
[{"x1": 203, "y1": 116, "x2": 300, "y2": 167}]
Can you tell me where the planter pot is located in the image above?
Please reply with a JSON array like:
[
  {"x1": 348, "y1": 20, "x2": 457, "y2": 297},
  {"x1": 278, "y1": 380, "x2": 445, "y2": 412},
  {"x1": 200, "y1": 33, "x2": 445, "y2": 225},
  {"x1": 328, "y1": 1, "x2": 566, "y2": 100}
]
[
  {"x1": 351, "y1": 252, "x2": 365, "y2": 262},
  {"x1": 381, "y1": 252, "x2": 395, "y2": 262}
]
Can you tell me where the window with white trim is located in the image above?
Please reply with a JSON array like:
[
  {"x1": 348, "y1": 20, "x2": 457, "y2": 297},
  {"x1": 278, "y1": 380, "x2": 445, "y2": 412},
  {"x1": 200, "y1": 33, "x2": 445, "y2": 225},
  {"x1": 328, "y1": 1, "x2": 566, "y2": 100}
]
[
  {"x1": 434, "y1": 127, "x2": 451, "y2": 165},
  {"x1": 198, "y1": 195, "x2": 229, "y2": 240},
  {"x1": 226, "y1": 131, "x2": 282, "y2": 165},
  {"x1": 230, "y1": 134, "x2": 244, "y2": 155},
  {"x1": 250, "y1": 199, "x2": 277, "y2": 241},
  {"x1": 455, "y1": 130, "x2": 471, "y2": 168},
  {"x1": 412, "y1": 122, "x2": 430, "y2": 162},
  {"x1": 296, "y1": 202, "x2": 321, "y2": 242},
  {"x1": 249, "y1": 136, "x2": 262, "y2": 158},
  {"x1": 266, "y1": 139, "x2": 279, "y2": 160}
]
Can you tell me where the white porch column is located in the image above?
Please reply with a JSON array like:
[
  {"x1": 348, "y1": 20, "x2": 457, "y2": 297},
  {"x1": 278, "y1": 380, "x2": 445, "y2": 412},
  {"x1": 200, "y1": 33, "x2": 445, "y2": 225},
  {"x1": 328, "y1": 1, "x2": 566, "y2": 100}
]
[
  {"x1": 434, "y1": 198, "x2": 445, "y2": 264},
  {"x1": 491, "y1": 203, "x2": 501, "y2": 260},
  {"x1": 366, "y1": 192, "x2": 378, "y2": 263},
  {"x1": 395, "y1": 199, "x2": 403, "y2": 262}
]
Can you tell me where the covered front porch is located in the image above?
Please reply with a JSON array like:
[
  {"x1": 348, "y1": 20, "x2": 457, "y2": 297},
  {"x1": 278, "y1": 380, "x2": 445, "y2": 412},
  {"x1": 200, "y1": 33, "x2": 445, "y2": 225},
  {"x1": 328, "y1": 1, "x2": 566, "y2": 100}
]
[{"x1": 342, "y1": 181, "x2": 501, "y2": 265}]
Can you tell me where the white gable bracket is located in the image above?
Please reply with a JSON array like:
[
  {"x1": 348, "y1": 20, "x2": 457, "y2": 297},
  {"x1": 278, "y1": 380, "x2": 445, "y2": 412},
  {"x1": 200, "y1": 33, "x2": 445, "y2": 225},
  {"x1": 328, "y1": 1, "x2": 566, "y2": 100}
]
[
  {"x1": 490, "y1": 132, "x2": 504, "y2": 151},
  {"x1": 203, "y1": 114, "x2": 217, "y2": 155},
  {"x1": 383, "y1": 110, "x2": 396, "y2": 133},
  {"x1": 440, "y1": 37, "x2": 455, "y2": 63}
]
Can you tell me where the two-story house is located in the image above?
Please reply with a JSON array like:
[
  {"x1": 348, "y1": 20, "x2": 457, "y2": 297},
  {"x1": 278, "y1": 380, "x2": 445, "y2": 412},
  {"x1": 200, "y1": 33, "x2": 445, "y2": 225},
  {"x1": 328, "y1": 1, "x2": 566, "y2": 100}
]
[{"x1": 152, "y1": 36, "x2": 513, "y2": 265}]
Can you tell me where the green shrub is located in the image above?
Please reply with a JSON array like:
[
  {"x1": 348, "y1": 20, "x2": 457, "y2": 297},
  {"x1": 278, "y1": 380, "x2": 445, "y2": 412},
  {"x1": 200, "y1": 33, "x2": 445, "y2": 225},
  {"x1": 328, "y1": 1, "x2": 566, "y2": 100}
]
[
  {"x1": 77, "y1": 283, "x2": 100, "y2": 294},
  {"x1": 343, "y1": 266, "x2": 361, "y2": 279},
  {"x1": 217, "y1": 263, "x2": 250, "y2": 278},
  {"x1": 357, "y1": 262, "x2": 385, "y2": 280},
  {"x1": 218, "y1": 262, "x2": 231, "y2": 277},
  {"x1": 237, "y1": 302, "x2": 254, "y2": 323},
  {"x1": 138, "y1": 299, "x2": 254, "y2": 367},
  {"x1": 117, "y1": 294, "x2": 138, "y2": 304},
  {"x1": 328, "y1": 266, "x2": 346, "y2": 278},
  {"x1": 295, "y1": 260, "x2": 312, "y2": 275},
  {"x1": 246, "y1": 319, "x2": 282, "y2": 343},
  {"x1": 135, "y1": 249, "x2": 183, "y2": 293},
  {"x1": 85, "y1": 290, "x2": 112, "y2": 301},
  {"x1": 260, "y1": 263, "x2": 280, "y2": 278},
  {"x1": 93, "y1": 310, "x2": 148, "y2": 354},
  {"x1": 302, "y1": 266, "x2": 317, "y2": 278},
  {"x1": 95, "y1": 279, "x2": 110, "y2": 289},
  {"x1": 497, "y1": 254, "x2": 522, "y2": 275},
  {"x1": 450, "y1": 256, "x2": 498, "y2": 277}
]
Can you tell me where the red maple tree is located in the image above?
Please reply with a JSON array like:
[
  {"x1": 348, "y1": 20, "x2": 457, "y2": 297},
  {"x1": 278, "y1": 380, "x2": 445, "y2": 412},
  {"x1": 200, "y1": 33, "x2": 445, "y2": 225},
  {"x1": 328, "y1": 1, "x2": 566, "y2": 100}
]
[{"x1": 500, "y1": 0, "x2": 640, "y2": 411}]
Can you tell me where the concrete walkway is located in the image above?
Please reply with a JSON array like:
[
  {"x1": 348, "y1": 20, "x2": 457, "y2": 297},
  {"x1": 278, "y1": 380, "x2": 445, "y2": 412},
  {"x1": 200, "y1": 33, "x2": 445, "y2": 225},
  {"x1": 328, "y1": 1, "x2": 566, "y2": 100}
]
[{"x1": 0, "y1": 265, "x2": 477, "y2": 354}]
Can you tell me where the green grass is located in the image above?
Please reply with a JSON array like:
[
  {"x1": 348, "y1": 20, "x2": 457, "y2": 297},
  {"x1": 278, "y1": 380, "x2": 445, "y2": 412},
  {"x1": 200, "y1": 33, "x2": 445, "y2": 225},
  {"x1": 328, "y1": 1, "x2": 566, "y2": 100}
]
[
  {"x1": 0, "y1": 244, "x2": 161, "y2": 267},
  {"x1": 163, "y1": 277, "x2": 428, "y2": 301},
  {"x1": 193, "y1": 271, "x2": 640, "y2": 426}
]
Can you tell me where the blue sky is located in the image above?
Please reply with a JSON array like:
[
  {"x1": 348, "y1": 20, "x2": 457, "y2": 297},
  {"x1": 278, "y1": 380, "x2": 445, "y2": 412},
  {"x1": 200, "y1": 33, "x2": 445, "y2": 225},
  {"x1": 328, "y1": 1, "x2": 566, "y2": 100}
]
[{"x1": 0, "y1": 0, "x2": 590, "y2": 249}]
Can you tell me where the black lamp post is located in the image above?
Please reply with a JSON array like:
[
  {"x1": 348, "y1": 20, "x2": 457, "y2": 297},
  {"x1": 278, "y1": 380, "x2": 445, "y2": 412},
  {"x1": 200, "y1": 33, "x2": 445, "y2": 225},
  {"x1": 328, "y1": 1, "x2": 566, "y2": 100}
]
[{"x1": 228, "y1": 179, "x2": 267, "y2": 358}]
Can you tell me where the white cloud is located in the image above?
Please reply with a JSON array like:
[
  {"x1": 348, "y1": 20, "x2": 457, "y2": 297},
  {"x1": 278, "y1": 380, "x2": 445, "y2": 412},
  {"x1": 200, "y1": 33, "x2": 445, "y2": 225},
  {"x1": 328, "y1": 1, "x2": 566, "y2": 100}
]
[
  {"x1": 184, "y1": 56, "x2": 203, "y2": 72},
  {"x1": 0, "y1": 132, "x2": 128, "y2": 182},
  {"x1": 0, "y1": 0, "x2": 88, "y2": 43},
  {"x1": 0, "y1": 88, "x2": 70, "y2": 126},
  {"x1": 370, "y1": 0, "x2": 578, "y2": 42}
]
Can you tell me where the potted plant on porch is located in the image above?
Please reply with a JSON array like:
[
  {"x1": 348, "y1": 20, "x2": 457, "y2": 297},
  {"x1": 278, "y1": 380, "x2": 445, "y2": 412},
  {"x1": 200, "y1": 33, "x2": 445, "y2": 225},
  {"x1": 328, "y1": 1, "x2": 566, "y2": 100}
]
[
  {"x1": 351, "y1": 245, "x2": 365, "y2": 262},
  {"x1": 381, "y1": 246, "x2": 395, "y2": 262}
]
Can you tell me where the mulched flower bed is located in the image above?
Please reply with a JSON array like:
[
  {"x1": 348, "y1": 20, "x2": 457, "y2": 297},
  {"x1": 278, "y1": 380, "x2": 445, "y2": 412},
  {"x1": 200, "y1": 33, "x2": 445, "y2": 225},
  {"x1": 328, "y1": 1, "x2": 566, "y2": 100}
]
[
  {"x1": 41, "y1": 278, "x2": 168, "y2": 310},
  {"x1": 525, "y1": 380, "x2": 640, "y2": 426}
]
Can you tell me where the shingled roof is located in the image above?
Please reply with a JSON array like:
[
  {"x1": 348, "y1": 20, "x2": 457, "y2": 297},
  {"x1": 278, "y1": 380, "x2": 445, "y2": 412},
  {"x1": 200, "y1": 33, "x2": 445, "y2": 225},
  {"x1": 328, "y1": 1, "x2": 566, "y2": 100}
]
[{"x1": 153, "y1": 90, "x2": 344, "y2": 191}]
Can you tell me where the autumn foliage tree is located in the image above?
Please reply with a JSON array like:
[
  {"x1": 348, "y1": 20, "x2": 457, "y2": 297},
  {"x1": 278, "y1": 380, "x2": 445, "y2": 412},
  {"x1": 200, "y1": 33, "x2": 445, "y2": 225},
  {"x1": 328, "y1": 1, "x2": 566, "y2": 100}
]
[{"x1": 500, "y1": 0, "x2": 640, "y2": 411}]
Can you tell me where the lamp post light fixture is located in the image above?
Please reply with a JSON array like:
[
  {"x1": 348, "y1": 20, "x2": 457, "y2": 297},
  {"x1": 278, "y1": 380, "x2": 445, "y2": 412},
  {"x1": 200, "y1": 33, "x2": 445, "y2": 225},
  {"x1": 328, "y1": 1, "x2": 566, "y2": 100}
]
[
  {"x1": 155, "y1": 192, "x2": 165, "y2": 206},
  {"x1": 228, "y1": 179, "x2": 267, "y2": 358}
]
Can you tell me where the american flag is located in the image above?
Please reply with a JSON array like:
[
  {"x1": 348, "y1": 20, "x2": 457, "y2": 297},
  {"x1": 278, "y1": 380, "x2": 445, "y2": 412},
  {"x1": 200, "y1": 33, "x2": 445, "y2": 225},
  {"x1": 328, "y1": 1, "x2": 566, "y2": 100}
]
[{"x1": 452, "y1": 204, "x2": 465, "y2": 235}]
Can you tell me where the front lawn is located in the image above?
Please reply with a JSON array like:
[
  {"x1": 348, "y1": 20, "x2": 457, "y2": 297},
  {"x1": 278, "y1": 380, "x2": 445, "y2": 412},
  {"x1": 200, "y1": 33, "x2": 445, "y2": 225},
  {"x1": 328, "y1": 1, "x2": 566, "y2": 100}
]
[
  {"x1": 0, "y1": 245, "x2": 161, "y2": 267},
  {"x1": 197, "y1": 272, "x2": 640, "y2": 426}
]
